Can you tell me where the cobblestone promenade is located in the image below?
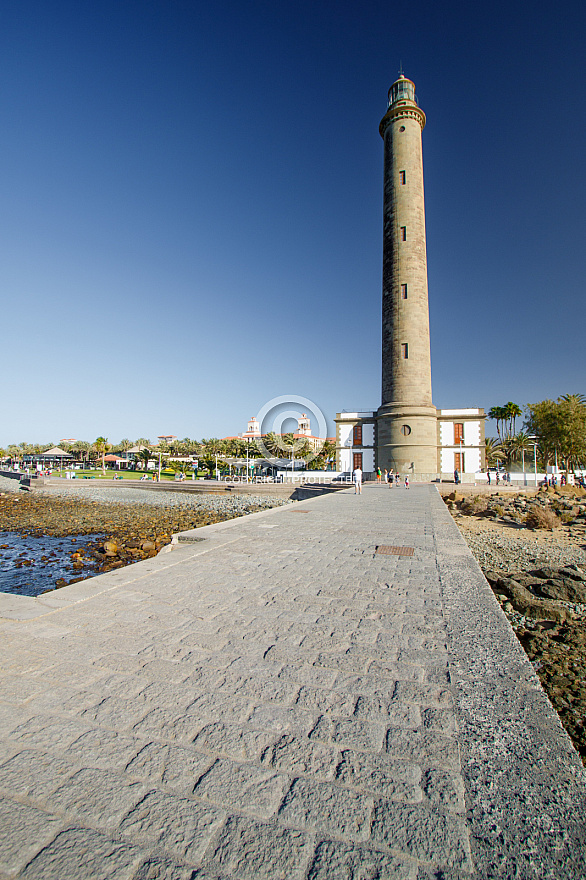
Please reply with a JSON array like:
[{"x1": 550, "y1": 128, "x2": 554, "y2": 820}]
[{"x1": 0, "y1": 485, "x2": 585, "y2": 879}]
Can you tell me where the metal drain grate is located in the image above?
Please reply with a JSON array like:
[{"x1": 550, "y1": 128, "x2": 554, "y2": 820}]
[{"x1": 376, "y1": 545, "x2": 414, "y2": 556}]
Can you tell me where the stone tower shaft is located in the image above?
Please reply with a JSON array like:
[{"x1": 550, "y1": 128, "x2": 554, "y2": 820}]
[
  {"x1": 376, "y1": 75, "x2": 437, "y2": 476},
  {"x1": 380, "y1": 76, "x2": 432, "y2": 406}
]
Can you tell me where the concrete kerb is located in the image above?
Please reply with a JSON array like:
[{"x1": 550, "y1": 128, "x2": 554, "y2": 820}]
[
  {"x1": 430, "y1": 486, "x2": 586, "y2": 876},
  {"x1": 0, "y1": 491, "x2": 332, "y2": 622}
]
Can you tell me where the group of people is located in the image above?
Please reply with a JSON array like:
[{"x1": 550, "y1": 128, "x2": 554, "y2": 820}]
[{"x1": 353, "y1": 467, "x2": 409, "y2": 494}]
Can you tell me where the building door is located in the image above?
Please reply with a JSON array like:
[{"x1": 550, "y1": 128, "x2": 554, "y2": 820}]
[
  {"x1": 353, "y1": 452, "x2": 363, "y2": 471},
  {"x1": 454, "y1": 452, "x2": 464, "y2": 473}
]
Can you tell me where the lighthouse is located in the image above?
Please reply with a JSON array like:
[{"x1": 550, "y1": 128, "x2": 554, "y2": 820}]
[
  {"x1": 376, "y1": 74, "x2": 437, "y2": 476},
  {"x1": 335, "y1": 76, "x2": 485, "y2": 480}
]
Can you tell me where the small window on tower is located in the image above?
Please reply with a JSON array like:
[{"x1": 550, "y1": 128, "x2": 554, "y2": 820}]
[
  {"x1": 400, "y1": 226, "x2": 406, "y2": 241},
  {"x1": 400, "y1": 170, "x2": 406, "y2": 185},
  {"x1": 401, "y1": 283, "x2": 408, "y2": 299},
  {"x1": 353, "y1": 424, "x2": 362, "y2": 446},
  {"x1": 401, "y1": 343, "x2": 408, "y2": 359}
]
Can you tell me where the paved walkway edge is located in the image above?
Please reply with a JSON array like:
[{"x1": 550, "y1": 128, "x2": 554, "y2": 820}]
[
  {"x1": 430, "y1": 488, "x2": 586, "y2": 878},
  {"x1": 0, "y1": 497, "x2": 302, "y2": 621}
]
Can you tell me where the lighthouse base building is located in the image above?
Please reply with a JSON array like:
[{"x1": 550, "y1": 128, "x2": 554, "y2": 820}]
[
  {"x1": 335, "y1": 408, "x2": 485, "y2": 481},
  {"x1": 335, "y1": 73, "x2": 485, "y2": 481}
]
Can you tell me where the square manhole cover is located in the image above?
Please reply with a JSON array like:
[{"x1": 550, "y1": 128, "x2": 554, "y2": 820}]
[{"x1": 376, "y1": 545, "x2": 414, "y2": 557}]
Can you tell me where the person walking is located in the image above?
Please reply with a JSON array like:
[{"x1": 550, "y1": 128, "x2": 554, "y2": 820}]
[
  {"x1": 487, "y1": 471, "x2": 491, "y2": 485},
  {"x1": 353, "y1": 466, "x2": 362, "y2": 494},
  {"x1": 395, "y1": 474, "x2": 401, "y2": 488},
  {"x1": 383, "y1": 469, "x2": 388, "y2": 484},
  {"x1": 404, "y1": 475, "x2": 409, "y2": 489}
]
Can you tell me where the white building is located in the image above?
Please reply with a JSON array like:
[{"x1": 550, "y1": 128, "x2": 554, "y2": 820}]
[
  {"x1": 336, "y1": 413, "x2": 376, "y2": 476},
  {"x1": 335, "y1": 408, "x2": 485, "y2": 479}
]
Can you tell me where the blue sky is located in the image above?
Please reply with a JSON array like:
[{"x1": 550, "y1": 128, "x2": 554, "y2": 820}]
[{"x1": 1, "y1": 0, "x2": 584, "y2": 446}]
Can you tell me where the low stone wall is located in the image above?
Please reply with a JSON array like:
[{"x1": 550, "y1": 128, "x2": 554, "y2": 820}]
[{"x1": 0, "y1": 470, "x2": 33, "y2": 485}]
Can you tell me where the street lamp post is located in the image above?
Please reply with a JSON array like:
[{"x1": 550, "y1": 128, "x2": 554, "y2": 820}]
[
  {"x1": 460, "y1": 436, "x2": 465, "y2": 480},
  {"x1": 527, "y1": 436, "x2": 538, "y2": 487}
]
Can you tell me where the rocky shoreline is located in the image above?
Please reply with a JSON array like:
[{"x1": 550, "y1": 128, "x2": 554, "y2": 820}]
[
  {"x1": 0, "y1": 477, "x2": 289, "y2": 592},
  {"x1": 446, "y1": 487, "x2": 586, "y2": 763}
]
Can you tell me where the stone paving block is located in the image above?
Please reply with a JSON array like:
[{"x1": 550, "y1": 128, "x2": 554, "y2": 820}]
[
  {"x1": 0, "y1": 796, "x2": 62, "y2": 876},
  {"x1": 80, "y1": 695, "x2": 150, "y2": 731},
  {"x1": 19, "y1": 826, "x2": 141, "y2": 880},
  {"x1": 333, "y1": 672, "x2": 396, "y2": 697},
  {"x1": 248, "y1": 704, "x2": 315, "y2": 735},
  {"x1": 0, "y1": 749, "x2": 76, "y2": 801},
  {"x1": 385, "y1": 729, "x2": 460, "y2": 767},
  {"x1": 260, "y1": 734, "x2": 339, "y2": 779},
  {"x1": 422, "y1": 708, "x2": 457, "y2": 734},
  {"x1": 314, "y1": 650, "x2": 371, "y2": 673},
  {"x1": 278, "y1": 776, "x2": 373, "y2": 838},
  {"x1": 371, "y1": 800, "x2": 472, "y2": 870},
  {"x1": 133, "y1": 855, "x2": 200, "y2": 879},
  {"x1": 208, "y1": 815, "x2": 312, "y2": 880},
  {"x1": 65, "y1": 727, "x2": 144, "y2": 771},
  {"x1": 186, "y1": 692, "x2": 252, "y2": 725},
  {"x1": 277, "y1": 664, "x2": 337, "y2": 690},
  {"x1": 130, "y1": 707, "x2": 185, "y2": 744},
  {"x1": 191, "y1": 722, "x2": 274, "y2": 761},
  {"x1": 0, "y1": 676, "x2": 44, "y2": 704},
  {"x1": 222, "y1": 675, "x2": 300, "y2": 706},
  {"x1": 48, "y1": 767, "x2": 146, "y2": 830},
  {"x1": 422, "y1": 767, "x2": 465, "y2": 812},
  {"x1": 193, "y1": 758, "x2": 288, "y2": 818},
  {"x1": 307, "y1": 839, "x2": 416, "y2": 880},
  {"x1": 8, "y1": 713, "x2": 90, "y2": 750},
  {"x1": 393, "y1": 681, "x2": 453, "y2": 708},
  {"x1": 92, "y1": 653, "x2": 146, "y2": 676},
  {"x1": 335, "y1": 750, "x2": 422, "y2": 802},
  {"x1": 310, "y1": 715, "x2": 387, "y2": 752},
  {"x1": 294, "y1": 685, "x2": 356, "y2": 717},
  {"x1": 367, "y1": 659, "x2": 425, "y2": 682},
  {"x1": 126, "y1": 742, "x2": 213, "y2": 795},
  {"x1": 139, "y1": 660, "x2": 196, "y2": 683},
  {"x1": 120, "y1": 790, "x2": 225, "y2": 864},
  {"x1": 353, "y1": 695, "x2": 422, "y2": 729},
  {"x1": 130, "y1": 681, "x2": 196, "y2": 715}
]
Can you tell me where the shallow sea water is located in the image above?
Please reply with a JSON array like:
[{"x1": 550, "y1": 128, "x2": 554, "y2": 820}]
[{"x1": 0, "y1": 532, "x2": 104, "y2": 598}]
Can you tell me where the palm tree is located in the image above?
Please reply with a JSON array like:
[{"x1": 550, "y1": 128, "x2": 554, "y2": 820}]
[
  {"x1": 321, "y1": 439, "x2": 337, "y2": 470},
  {"x1": 72, "y1": 440, "x2": 91, "y2": 464},
  {"x1": 488, "y1": 406, "x2": 506, "y2": 440},
  {"x1": 94, "y1": 437, "x2": 110, "y2": 475},
  {"x1": 137, "y1": 448, "x2": 153, "y2": 471},
  {"x1": 503, "y1": 402, "x2": 522, "y2": 438},
  {"x1": 560, "y1": 393, "x2": 586, "y2": 406},
  {"x1": 484, "y1": 437, "x2": 504, "y2": 468}
]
